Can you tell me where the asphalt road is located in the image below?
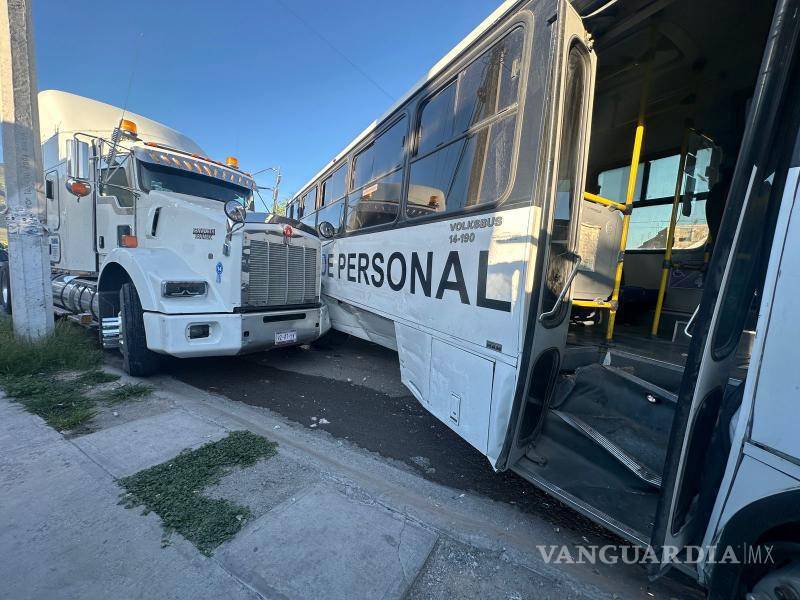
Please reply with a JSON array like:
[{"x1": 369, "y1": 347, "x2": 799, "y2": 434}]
[{"x1": 160, "y1": 335, "x2": 611, "y2": 539}]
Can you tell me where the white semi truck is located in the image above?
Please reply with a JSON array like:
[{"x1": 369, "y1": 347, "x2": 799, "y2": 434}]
[{"x1": 0, "y1": 91, "x2": 328, "y2": 375}]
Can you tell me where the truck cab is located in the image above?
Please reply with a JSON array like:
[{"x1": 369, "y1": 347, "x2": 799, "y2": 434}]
[{"x1": 38, "y1": 90, "x2": 328, "y2": 375}]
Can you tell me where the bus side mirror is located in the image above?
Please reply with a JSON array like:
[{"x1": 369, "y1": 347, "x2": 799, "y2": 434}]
[
  {"x1": 317, "y1": 221, "x2": 335, "y2": 239},
  {"x1": 66, "y1": 139, "x2": 91, "y2": 180}
]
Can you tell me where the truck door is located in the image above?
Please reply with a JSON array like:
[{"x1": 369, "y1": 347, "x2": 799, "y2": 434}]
[
  {"x1": 95, "y1": 153, "x2": 136, "y2": 260},
  {"x1": 495, "y1": 5, "x2": 596, "y2": 470},
  {"x1": 649, "y1": 0, "x2": 800, "y2": 575}
]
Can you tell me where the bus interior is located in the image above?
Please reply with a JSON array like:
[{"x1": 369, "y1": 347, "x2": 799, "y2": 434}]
[{"x1": 516, "y1": 0, "x2": 786, "y2": 543}]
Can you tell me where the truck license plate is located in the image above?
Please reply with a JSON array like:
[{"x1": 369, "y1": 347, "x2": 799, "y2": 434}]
[{"x1": 275, "y1": 330, "x2": 297, "y2": 345}]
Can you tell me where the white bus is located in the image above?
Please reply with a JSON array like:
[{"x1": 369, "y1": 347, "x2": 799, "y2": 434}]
[{"x1": 287, "y1": 0, "x2": 800, "y2": 595}]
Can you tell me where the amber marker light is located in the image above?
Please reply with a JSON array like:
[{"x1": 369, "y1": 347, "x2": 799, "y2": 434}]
[
  {"x1": 119, "y1": 119, "x2": 138, "y2": 136},
  {"x1": 225, "y1": 156, "x2": 239, "y2": 169},
  {"x1": 67, "y1": 179, "x2": 91, "y2": 197},
  {"x1": 120, "y1": 235, "x2": 139, "y2": 248}
]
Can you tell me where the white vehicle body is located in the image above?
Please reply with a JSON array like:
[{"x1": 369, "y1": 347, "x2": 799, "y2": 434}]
[
  {"x1": 289, "y1": 0, "x2": 800, "y2": 596},
  {"x1": 37, "y1": 91, "x2": 326, "y2": 372}
]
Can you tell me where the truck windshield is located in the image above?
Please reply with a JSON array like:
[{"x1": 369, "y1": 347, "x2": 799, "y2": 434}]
[{"x1": 138, "y1": 161, "x2": 252, "y2": 204}]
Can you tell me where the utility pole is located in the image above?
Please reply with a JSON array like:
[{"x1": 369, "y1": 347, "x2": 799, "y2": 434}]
[
  {"x1": 0, "y1": 0, "x2": 54, "y2": 338},
  {"x1": 271, "y1": 167, "x2": 281, "y2": 214},
  {"x1": 253, "y1": 165, "x2": 282, "y2": 214}
]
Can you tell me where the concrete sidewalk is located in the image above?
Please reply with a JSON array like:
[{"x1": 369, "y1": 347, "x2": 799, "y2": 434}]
[
  {"x1": 0, "y1": 372, "x2": 699, "y2": 600},
  {"x1": 0, "y1": 398, "x2": 258, "y2": 600},
  {"x1": 0, "y1": 396, "x2": 440, "y2": 599}
]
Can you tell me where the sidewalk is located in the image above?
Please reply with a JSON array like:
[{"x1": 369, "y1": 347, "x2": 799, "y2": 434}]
[{"x1": 0, "y1": 371, "x2": 698, "y2": 599}]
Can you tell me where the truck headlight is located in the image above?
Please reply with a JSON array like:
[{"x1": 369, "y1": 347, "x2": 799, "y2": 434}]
[{"x1": 162, "y1": 281, "x2": 207, "y2": 297}]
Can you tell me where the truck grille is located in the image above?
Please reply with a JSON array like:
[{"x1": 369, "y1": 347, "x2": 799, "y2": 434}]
[{"x1": 243, "y1": 240, "x2": 318, "y2": 308}]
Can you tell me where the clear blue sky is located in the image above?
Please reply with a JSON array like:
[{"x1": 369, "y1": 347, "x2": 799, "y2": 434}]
[{"x1": 32, "y1": 0, "x2": 500, "y2": 200}]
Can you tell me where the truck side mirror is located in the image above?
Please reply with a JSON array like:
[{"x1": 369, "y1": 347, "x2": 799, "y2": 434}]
[
  {"x1": 224, "y1": 200, "x2": 247, "y2": 224},
  {"x1": 66, "y1": 139, "x2": 91, "y2": 180}
]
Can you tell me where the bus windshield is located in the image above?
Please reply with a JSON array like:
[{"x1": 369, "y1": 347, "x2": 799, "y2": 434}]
[{"x1": 138, "y1": 161, "x2": 252, "y2": 204}]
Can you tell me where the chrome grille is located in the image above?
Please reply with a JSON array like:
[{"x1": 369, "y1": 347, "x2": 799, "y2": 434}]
[
  {"x1": 248, "y1": 241, "x2": 270, "y2": 303},
  {"x1": 304, "y1": 247, "x2": 317, "y2": 300},
  {"x1": 287, "y1": 246, "x2": 305, "y2": 304},
  {"x1": 244, "y1": 237, "x2": 319, "y2": 308},
  {"x1": 267, "y1": 243, "x2": 288, "y2": 305}
]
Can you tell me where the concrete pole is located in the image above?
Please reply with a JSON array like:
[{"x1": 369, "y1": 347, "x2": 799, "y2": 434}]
[
  {"x1": 0, "y1": 0, "x2": 54, "y2": 338},
  {"x1": 272, "y1": 168, "x2": 281, "y2": 214}
]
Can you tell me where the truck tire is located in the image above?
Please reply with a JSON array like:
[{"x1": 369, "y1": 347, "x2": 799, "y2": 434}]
[
  {"x1": 0, "y1": 263, "x2": 11, "y2": 315},
  {"x1": 119, "y1": 282, "x2": 160, "y2": 376}
]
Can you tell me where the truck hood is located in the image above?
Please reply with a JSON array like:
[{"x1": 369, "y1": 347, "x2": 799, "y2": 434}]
[{"x1": 145, "y1": 191, "x2": 319, "y2": 241}]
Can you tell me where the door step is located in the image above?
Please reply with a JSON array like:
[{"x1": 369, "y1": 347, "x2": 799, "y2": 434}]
[
  {"x1": 602, "y1": 348, "x2": 684, "y2": 393},
  {"x1": 101, "y1": 316, "x2": 120, "y2": 349},
  {"x1": 551, "y1": 408, "x2": 663, "y2": 489},
  {"x1": 601, "y1": 364, "x2": 678, "y2": 404}
]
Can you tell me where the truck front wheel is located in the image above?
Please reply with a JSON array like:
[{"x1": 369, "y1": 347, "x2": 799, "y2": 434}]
[
  {"x1": 0, "y1": 263, "x2": 12, "y2": 315},
  {"x1": 119, "y1": 282, "x2": 160, "y2": 376}
]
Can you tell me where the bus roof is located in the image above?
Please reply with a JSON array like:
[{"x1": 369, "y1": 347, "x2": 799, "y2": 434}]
[{"x1": 293, "y1": 0, "x2": 525, "y2": 198}]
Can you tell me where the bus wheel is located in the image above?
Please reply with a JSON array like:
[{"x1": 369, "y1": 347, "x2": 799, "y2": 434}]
[
  {"x1": 749, "y1": 560, "x2": 800, "y2": 599},
  {"x1": 119, "y1": 282, "x2": 160, "y2": 376},
  {"x1": 0, "y1": 263, "x2": 12, "y2": 315}
]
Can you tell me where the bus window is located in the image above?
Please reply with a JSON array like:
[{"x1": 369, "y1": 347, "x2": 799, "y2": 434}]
[
  {"x1": 456, "y1": 28, "x2": 522, "y2": 130},
  {"x1": 598, "y1": 149, "x2": 716, "y2": 251},
  {"x1": 627, "y1": 203, "x2": 709, "y2": 250},
  {"x1": 541, "y1": 43, "x2": 588, "y2": 322},
  {"x1": 302, "y1": 187, "x2": 317, "y2": 217},
  {"x1": 416, "y1": 83, "x2": 457, "y2": 157},
  {"x1": 317, "y1": 200, "x2": 344, "y2": 233},
  {"x1": 406, "y1": 28, "x2": 524, "y2": 219},
  {"x1": 346, "y1": 170, "x2": 404, "y2": 231},
  {"x1": 347, "y1": 117, "x2": 407, "y2": 231},
  {"x1": 322, "y1": 165, "x2": 347, "y2": 206},
  {"x1": 351, "y1": 117, "x2": 406, "y2": 190},
  {"x1": 300, "y1": 211, "x2": 317, "y2": 229}
]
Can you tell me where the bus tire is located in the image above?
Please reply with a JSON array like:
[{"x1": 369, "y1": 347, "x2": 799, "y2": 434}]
[
  {"x1": 119, "y1": 282, "x2": 160, "y2": 376},
  {"x1": 749, "y1": 557, "x2": 800, "y2": 599},
  {"x1": 0, "y1": 263, "x2": 12, "y2": 315}
]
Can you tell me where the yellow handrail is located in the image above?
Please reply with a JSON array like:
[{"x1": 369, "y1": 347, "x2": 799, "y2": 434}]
[
  {"x1": 583, "y1": 191, "x2": 627, "y2": 212},
  {"x1": 604, "y1": 124, "x2": 645, "y2": 341},
  {"x1": 572, "y1": 299, "x2": 615, "y2": 309}
]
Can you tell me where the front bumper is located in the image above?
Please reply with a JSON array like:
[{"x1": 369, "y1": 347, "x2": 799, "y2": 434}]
[{"x1": 142, "y1": 305, "x2": 328, "y2": 358}]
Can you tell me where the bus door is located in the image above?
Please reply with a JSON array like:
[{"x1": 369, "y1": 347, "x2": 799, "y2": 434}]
[
  {"x1": 650, "y1": 0, "x2": 800, "y2": 576},
  {"x1": 498, "y1": 6, "x2": 596, "y2": 470}
]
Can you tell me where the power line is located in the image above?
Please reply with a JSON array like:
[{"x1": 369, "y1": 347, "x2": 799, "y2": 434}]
[{"x1": 272, "y1": 0, "x2": 394, "y2": 101}]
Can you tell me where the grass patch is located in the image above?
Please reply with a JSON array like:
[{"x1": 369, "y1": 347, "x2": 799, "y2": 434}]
[
  {"x1": 0, "y1": 317, "x2": 146, "y2": 430},
  {"x1": 0, "y1": 317, "x2": 104, "y2": 429},
  {"x1": 75, "y1": 370, "x2": 121, "y2": 386},
  {"x1": 0, "y1": 317, "x2": 100, "y2": 377},
  {"x1": 119, "y1": 431, "x2": 277, "y2": 554},
  {"x1": 97, "y1": 383, "x2": 153, "y2": 405},
  {"x1": 1, "y1": 374, "x2": 96, "y2": 430}
]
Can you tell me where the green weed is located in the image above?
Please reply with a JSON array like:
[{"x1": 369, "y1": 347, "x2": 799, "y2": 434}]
[
  {"x1": 0, "y1": 317, "x2": 134, "y2": 430},
  {"x1": 97, "y1": 383, "x2": 153, "y2": 404},
  {"x1": 119, "y1": 431, "x2": 278, "y2": 554},
  {"x1": 75, "y1": 370, "x2": 121, "y2": 386}
]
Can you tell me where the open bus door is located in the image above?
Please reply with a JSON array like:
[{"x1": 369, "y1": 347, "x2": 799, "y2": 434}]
[
  {"x1": 494, "y1": 4, "x2": 596, "y2": 471},
  {"x1": 649, "y1": 0, "x2": 800, "y2": 577}
]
